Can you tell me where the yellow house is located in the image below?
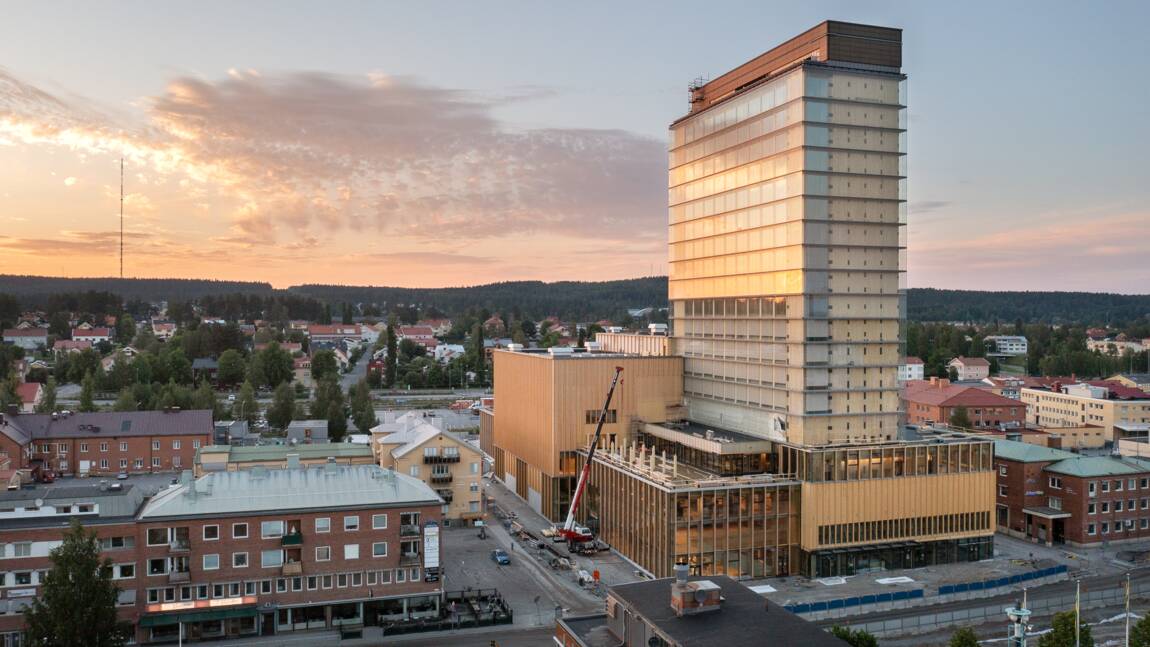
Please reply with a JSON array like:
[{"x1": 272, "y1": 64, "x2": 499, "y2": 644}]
[{"x1": 371, "y1": 412, "x2": 485, "y2": 524}]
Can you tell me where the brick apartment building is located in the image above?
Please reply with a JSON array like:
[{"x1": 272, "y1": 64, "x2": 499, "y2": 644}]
[
  {"x1": 0, "y1": 464, "x2": 444, "y2": 644},
  {"x1": 0, "y1": 410, "x2": 213, "y2": 478},
  {"x1": 902, "y1": 379, "x2": 1027, "y2": 429},
  {"x1": 994, "y1": 439, "x2": 1150, "y2": 547}
]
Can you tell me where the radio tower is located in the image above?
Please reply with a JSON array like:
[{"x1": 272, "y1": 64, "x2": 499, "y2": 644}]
[{"x1": 119, "y1": 158, "x2": 124, "y2": 279}]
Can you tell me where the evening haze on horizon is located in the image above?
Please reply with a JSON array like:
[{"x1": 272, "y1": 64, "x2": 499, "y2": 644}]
[{"x1": 1, "y1": 1, "x2": 1147, "y2": 292}]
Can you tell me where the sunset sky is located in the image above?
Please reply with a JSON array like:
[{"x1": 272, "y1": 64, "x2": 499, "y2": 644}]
[{"x1": 1, "y1": 1, "x2": 1148, "y2": 291}]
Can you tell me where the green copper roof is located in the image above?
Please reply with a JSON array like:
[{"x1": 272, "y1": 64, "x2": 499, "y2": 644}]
[
  {"x1": 993, "y1": 440, "x2": 1076, "y2": 463},
  {"x1": 1045, "y1": 456, "x2": 1150, "y2": 478}
]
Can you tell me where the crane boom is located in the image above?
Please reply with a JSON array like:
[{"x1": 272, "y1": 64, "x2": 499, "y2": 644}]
[{"x1": 560, "y1": 366, "x2": 624, "y2": 540}]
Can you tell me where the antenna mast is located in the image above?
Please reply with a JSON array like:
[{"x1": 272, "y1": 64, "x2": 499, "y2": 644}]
[{"x1": 119, "y1": 158, "x2": 124, "y2": 279}]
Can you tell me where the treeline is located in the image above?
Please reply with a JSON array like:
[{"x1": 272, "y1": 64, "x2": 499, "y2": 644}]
[
  {"x1": 4, "y1": 275, "x2": 1150, "y2": 326},
  {"x1": 0, "y1": 275, "x2": 668, "y2": 322},
  {"x1": 289, "y1": 277, "x2": 669, "y2": 322},
  {"x1": 0, "y1": 275, "x2": 274, "y2": 302},
  {"x1": 908, "y1": 288, "x2": 1150, "y2": 325}
]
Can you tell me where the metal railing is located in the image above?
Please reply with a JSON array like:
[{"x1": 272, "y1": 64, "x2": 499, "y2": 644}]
[{"x1": 424, "y1": 455, "x2": 461, "y2": 464}]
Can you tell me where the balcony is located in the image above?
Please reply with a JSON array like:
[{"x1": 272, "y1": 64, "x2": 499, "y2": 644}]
[
  {"x1": 281, "y1": 532, "x2": 303, "y2": 546},
  {"x1": 399, "y1": 552, "x2": 421, "y2": 566},
  {"x1": 168, "y1": 571, "x2": 190, "y2": 583},
  {"x1": 436, "y1": 489, "x2": 454, "y2": 503},
  {"x1": 424, "y1": 454, "x2": 461, "y2": 464},
  {"x1": 168, "y1": 540, "x2": 190, "y2": 553},
  {"x1": 282, "y1": 561, "x2": 303, "y2": 576},
  {"x1": 400, "y1": 524, "x2": 422, "y2": 537},
  {"x1": 429, "y1": 473, "x2": 453, "y2": 485}
]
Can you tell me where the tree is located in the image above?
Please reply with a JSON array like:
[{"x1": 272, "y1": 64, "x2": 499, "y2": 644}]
[
  {"x1": 468, "y1": 323, "x2": 487, "y2": 385},
  {"x1": 193, "y1": 381, "x2": 222, "y2": 419},
  {"x1": 112, "y1": 388, "x2": 137, "y2": 412},
  {"x1": 167, "y1": 349, "x2": 193, "y2": 385},
  {"x1": 948, "y1": 627, "x2": 979, "y2": 647},
  {"x1": 216, "y1": 349, "x2": 246, "y2": 388},
  {"x1": 947, "y1": 366, "x2": 959, "y2": 381},
  {"x1": 36, "y1": 376, "x2": 57, "y2": 413},
  {"x1": 115, "y1": 314, "x2": 136, "y2": 346},
  {"x1": 949, "y1": 406, "x2": 972, "y2": 429},
  {"x1": 260, "y1": 342, "x2": 295, "y2": 388},
  {"x1": 1131, "y1": 612, "x2": 1150, "y2": 647},
  {"x1": 829, "y1": 626, "x2": 879, "y2": 647},
  {"x1": 267, "y1": 382, "x2": 296, "y2": 430},
  {"x1": 79, "y1": 371, "x2": 97, "y2": 412},
  {"x1": 385, "y1": 316, "x2": 398, "y2": 388},
  {"x1": 341, "y1": 302, "x2": 354, "y2": 325},
  {"x1": 0, "y1": 374, "x2": 18, "y2": 411},
  {"x1": 350, "y1": 379, "x2": 377, "y2": 433},
  {"x1": 311, "y1": 349, "x2": 338, "y2": 382},
  {"x1": 1037, "y1": 610, "x2": 1093, "y2": 647},
  {"x1": 24, "y1": 518, "x2": 131, "y2": 647},
  {"x1": 310, "y1": 376, "x2": 346, "y2": 441},
  {"x1": 366, "y1": 368, "x2": 383, "y2": 389},
  {"x1": 232, "y1": 380, "x2": 258, "y2": 425}
]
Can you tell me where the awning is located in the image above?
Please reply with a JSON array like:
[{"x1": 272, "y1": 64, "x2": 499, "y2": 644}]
[
  {"x1": 1024, "y1": 506, "x2": 1072, "y2": 520},
  {"x1": 139, "y1": 606, "x2": 258, "y2": 627}
]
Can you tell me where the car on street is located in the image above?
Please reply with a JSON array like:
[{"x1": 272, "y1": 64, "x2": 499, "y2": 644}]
[
  {"x1": 116, "y1": 472, "x2": 129, "y2": 480},
  {"x1": 490, "y1": 549, "x2": 510, "y2": 565}
]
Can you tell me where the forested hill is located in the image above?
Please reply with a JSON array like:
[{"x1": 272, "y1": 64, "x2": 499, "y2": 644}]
[
  {"x1": 906, "y1": 289, "x2": 1150, "y2": 324},
  {"x1": 1, "y1": 274, "x2": 1147, "y2": 324},
  {"x1": 289, "y1": 278, "x2": 667, "y2": 321},
  {"x1": 0, "y1": 275, "x2": 274, "y2": 302}
]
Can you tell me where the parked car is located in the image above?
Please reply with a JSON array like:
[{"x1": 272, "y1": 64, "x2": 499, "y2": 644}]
[
  {"x1": 116, "y1": 471, "x2": 129, "y2": 480},
  {"x1": 490, "y1": 549, "x2": 510, "y2": 565}
]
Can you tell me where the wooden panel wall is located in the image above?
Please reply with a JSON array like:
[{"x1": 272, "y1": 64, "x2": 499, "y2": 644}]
[{"x1": 799, "y1": 471, "x2": 995, "y2": 550}]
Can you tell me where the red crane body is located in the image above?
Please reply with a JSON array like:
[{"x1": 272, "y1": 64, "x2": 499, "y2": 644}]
[{"x1": 559, "y1": 366, "x2": 624, "y2": 543}]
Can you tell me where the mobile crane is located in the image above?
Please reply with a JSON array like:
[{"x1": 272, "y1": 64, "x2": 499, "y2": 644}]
[{"x1": 553, "y1": 366, "x2": 623, "y2": 553}]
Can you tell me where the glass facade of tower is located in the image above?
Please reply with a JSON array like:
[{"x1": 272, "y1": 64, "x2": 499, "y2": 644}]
[{"x1": 669, "y1": 62, "x2": 907, "y2": 446}]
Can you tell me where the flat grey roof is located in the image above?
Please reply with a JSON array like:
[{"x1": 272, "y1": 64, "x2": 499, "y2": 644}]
[
  {"x1": 1, "y1": 410, "x2": 212, "y2": 441},
  {"x1": 605, "y1": 576, "x2": 847, "y2": 646},
  {"x1": 138, "y1": 464, "x2": 441, "y2": 520}
]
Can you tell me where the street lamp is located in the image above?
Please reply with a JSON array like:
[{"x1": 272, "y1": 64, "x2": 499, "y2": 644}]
[{"x1": 1004, "y1": 591, "x2": 1031, "y2": 647}]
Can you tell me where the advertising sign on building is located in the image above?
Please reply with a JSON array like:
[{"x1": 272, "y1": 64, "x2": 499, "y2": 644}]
[{"x1": 423, "y1": 521, "x2": 440, "y2": 581}]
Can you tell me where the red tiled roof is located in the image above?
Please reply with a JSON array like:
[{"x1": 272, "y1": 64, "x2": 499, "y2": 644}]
[
  {"x1": 902, "y1": 383, "x2": 1022, "y2": 408},
  {"x1": 308, "y1": 324, "x2": 361, "y2": 336},
  {"x1": 1087, "y1": 380, "x2": 1150, "y2": 400},
  {"x1": 398, "y1": 326, "x2": 435, "y2": 337},
  {"x1": 905, "y1": 356, "x2": 924, "y2": 365},
  {"x1": 3, "y1": 328, "x2": 47, "y2": 337},
  {"x1": 53, "y1": 340, "x2": 92, "y2": 351},
  {"x1": 72, "y1": 327, "x2": 111, "y2": 337},
  {"x1": 16, "y1": 383, "x2": 41, "y2": 404},
  {"x1": 950, "y1": 356, "x2": 990, "y2": 367}
]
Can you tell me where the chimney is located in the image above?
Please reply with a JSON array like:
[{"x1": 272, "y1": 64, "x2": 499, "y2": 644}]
[{"x1": 669, "y1": 566, "x2": 722, "y2": 617}]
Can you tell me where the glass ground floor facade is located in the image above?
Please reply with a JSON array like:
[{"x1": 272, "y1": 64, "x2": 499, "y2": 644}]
[
  {"x1": 137, "y1": 594, "x2": 440, "y2": 643},
  {"x1": 580, "y1": 453, "x2": 802, "y2": 579},
  {"x1": 802, "y1": 535, "x2": 994, "y2": 578}
]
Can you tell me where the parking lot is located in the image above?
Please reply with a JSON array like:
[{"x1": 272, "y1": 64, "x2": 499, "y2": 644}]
[{"x1": 440, "y1": 517, "x2": 604, "y2": 627}]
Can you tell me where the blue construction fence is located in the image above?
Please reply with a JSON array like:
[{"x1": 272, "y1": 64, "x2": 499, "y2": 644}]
[
  {"x1": 784, "y1": 588, "x2": 924, "y2": 615},
  {"x1": 782, "y1": 565, "x2": 1068, "y2": 615},
  {"x1": 937, "y1": 564, "x2": 1068, "y2": 596}
]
